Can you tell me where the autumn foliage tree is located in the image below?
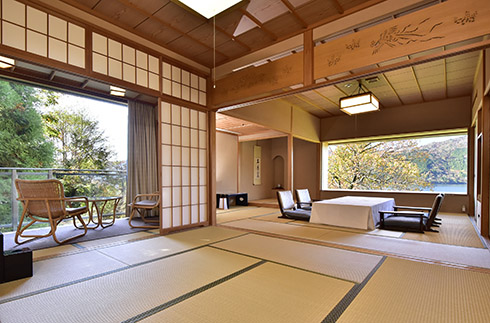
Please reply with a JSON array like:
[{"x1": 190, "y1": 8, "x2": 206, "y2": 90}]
[{"x1": 327, "y1": 140, "x2": 432, "y2": 191}]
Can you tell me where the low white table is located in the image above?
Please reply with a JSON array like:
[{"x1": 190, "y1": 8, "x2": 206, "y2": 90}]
[{"x1": 310, "y1": 196, "x2": 395, "y2": 230}]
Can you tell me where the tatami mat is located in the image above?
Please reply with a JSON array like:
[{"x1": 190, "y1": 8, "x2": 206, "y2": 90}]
[
  {"x1": 0, "y1": 247, "x2": 259, "y2": 323},
  {"x1": 338, "y1": 257, "x2": 490, "y2": 323},
  {"x1": 217, "y1": 207, "x2": 281, "y2": 224},
  {"x1": 224, "y1": 218, "x2": 335, "y2": 240},
  {"x1": 213, "y1": 234, "x2": 382, "y2": 283},
  {"x1": 142, "y1": 262, "x2": 353, "y2": 323},
  {"x1": 295, "y1": 221, "x2": 404, "y2": 238},
  {"x1": 255, "y1": 213, "x2": 296, "y2": 223},
  {"x1": 403, "y1": 213, "x2": 485, "y2": 248},
  {"x1": 216, "y1": 205, "x2": 254, "y2": 214},
  {"x1": 0, "y1": 250, "x2": 126, "y2": 302},
  {"x1": 321, "y1": 229, "x2": 490, "y2": 269},
  {"x1": 98, "y1": 226, "x2": 245, "y2": 265},
  {"x1": 77, "y1": 231, "x2": 155, "y2": 248},
  {"x1": 224, "y1": 219, "x2": 490, "y2": 269},
  {"x1": 32, "y1": 244, "x2": 80, "y2": 260}
]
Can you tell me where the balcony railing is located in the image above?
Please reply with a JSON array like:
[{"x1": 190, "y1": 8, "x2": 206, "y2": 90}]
[{"x1": 0, "y1": 167, "x2": 127, "y2": 232}]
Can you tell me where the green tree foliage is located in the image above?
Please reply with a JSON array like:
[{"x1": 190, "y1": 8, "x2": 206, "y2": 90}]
[
  {"x1": 328, "y1": 140, "x2": 432, "y2": 191},
  {"x1": 42, "y1": 107, "x2": 115, "y2": 197},
  {"x1": 0, "y1": 80, "x2": 54, "y2": 167},
  {"x1": 43, "y1": 108, "x2": 112, "y2": 170},
  {"x1": 0, "y1": 80, "x2": 56, "y2": 230}
]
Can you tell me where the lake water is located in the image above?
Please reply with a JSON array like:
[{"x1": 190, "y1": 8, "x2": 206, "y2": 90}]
[{"x1": 426, "y1": 184, "x2": 467, "y2": 193}]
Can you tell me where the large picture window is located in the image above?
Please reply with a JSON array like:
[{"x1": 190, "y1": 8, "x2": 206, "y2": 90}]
[{"x1": 322, "y1": 130, "x2": 467, "y2": 193}]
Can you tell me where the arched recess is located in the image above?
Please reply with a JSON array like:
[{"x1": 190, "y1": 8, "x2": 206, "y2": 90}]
[{"x1": 272, "y1": 155, "x2": 284, "y2": 189}]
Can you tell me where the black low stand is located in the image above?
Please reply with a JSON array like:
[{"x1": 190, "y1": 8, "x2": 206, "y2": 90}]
[{"x1": 1, "y1": 232, "x2": 33, "y2": 283}]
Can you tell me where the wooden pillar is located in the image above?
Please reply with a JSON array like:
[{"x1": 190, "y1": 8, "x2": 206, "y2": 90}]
[
  {"x1": 287, "y1": 134, "x2": 293, "y2": 190},
  {"x1": 481, "y1": 95, "x2": 490, "y2": 236},
  {"x1": 208, "y1": 110, "x2": 217, "y2": 226},
  {"x1": 303, "y1": 29, "x2": 314, "y2": 87},
  {"x1": 468, "y1": 127, "x2": 475, "y2": 219}
]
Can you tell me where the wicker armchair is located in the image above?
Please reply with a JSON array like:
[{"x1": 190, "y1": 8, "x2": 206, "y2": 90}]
[
  {"x1": 128, "y1": 192, "x2": 160, "y2": 229},
  {"x1": 14, "y1": 179, "x2": 88, "y2": 244}
]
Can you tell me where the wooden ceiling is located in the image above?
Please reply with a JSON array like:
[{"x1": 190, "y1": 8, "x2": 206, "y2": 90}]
[
  {"x1": 282, "y1": 40, "x2": 482, "y2": 118},
  {"x1": 61, "y1": 0, "x2": 384, "y2": 68},
  {"x1": 216, "y1": 113, "x2": 286, "y2": 141}
]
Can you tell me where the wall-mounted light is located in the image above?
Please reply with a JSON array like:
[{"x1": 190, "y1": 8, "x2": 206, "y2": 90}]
[
  {"x1": 0, "y1": 56, "x2": 15, "y2": 68},
  {"x1": 110, "y1": 85, "x2": 125, "y2": 97},
  {"x1": 339, "y1": 81, "x2": 379, "y2": 115}
]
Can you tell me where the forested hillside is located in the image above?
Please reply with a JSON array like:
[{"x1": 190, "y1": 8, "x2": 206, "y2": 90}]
[{"x1": 419, "y1": 136, "x2": 467, "y2": 184}]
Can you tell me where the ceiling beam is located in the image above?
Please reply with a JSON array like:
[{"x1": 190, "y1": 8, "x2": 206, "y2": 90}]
[
  {"x1": 212, "y1": 23, "x2": 251, "y2": 51},
  {"x1": 410, "y1": 65, "x2": 425, "y2": 102},
  {"x1": 280, "y1": 0, "x2": 308, "y2": 29},
  {"x1": 91, "y1": 0, "x2": 102, "y2": 10},
  {"x1": 239, "y1": 8, "x2": 277, "y2": 41},
  {"x1": 329, "y1": 0, "x2": 344, "y2": 14},
  {"x1": 114, "y1": 0, "x2": 229, "y2": 59},
  {"x1": 374, "y1": 64, "x2": 404, "y2": 106},
  {"x1": 217, "y1": 38, "x2": 490, "y2": 111},
  {"x1": 443, "y1": 46, "x2": 448, "y2": 99},
  {"x1": 312, "y1": 89, "x2": 340, "y2": 114}
]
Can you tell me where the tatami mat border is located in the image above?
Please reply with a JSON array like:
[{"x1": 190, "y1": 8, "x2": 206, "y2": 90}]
[
  {"x1": 219, "y1": 223, "x2": 490, "y2": 275},
  {"x1": 0, "y1": 232, "x2": 250, "y2": 305},
  {"x1": 31, "y1": 232, "x2": 163, "y2": 262},
  {"x1": 122, "y1": 260, "x2": 267, "y2": 323},
  {"x1": 217, "y1": 206, "x2": 260, "y2": 214},
  {"x1": 322, "y1": 257, "x2": 387, "y2": 322},
  {"x1": 218, "y1": 210, "x2": 282, "y2": 223},
  {"x1": 209, "y1": 244, "x2": 360, "y2": 284}
]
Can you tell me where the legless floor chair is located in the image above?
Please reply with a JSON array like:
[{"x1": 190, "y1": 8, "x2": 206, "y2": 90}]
[
  {"x1": 128, "y1": 192, "x2": 160, "y2": 229},
  {"x1": 295, "y1": 188, "x2": 313, "y2": 210},
  {"x1": 379, "y1": 194, "x2": 444, "y2": 233},
  {"x1": 14, "y1": 179, "x2": 88, "y2": 244},
  {"x1": 277, "y1": 190, "x2": 311, "y2": 221}
]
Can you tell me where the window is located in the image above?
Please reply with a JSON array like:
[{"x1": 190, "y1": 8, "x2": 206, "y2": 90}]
[{"x1": 322, "y1": 130, "x2": 468, "y2": 193}]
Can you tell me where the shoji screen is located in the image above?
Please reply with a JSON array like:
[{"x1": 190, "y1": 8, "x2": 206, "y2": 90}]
[
  {"x1": 161, "y1": 102, "x2": 208, "y2": 230},
  {"x1": 1, "y1": 0, "x2": 85, "y2": 68}
]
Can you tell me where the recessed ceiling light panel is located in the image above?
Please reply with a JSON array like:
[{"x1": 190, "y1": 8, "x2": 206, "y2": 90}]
[{"x1": 175, "y1": 0, "x2": 243, "y2": 19}]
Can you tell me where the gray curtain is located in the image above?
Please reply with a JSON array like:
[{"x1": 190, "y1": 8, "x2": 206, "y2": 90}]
[{"x1": 126, "y1": 100, "x2": 158, "y2": 215}]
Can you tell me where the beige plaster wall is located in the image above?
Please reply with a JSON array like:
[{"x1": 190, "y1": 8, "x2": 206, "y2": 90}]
[
  {"x1": 216, "y1": 132, "x2": 238, "y2": 194},
  {"x1": 293, "y1": 138, "x2": 320, "y2": 200},
  {"x1": 239, "y1": 137, "x2": 289, "y2": 200},
  {"x1": 321, "y1": 96, "x2": 471, "y2": 141},
  {"x1": 292, "y1": 106, "x2": 320, "y2": 142},
  {"x1": 225, "y1": 100, "x2": 320, "y2": 143}
]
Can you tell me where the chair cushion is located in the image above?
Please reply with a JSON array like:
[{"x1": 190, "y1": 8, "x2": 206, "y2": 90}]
[
  {"x1": 134, "y1": 200, "x2": 158, "y2": 208},
  {"x1": 283, "y1": 209, "x2": 311, "y2": 220},
  {"x1": 383, "y1": 215, "x2": 425, "y2": 232},
  {"x1": 67, "y1": 206, "x2": 88, "y2": 216}
]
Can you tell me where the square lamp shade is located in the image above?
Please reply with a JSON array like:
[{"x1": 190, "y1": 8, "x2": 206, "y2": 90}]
[{"x1": 339, "y1": 92, "x2": 379, "y2": 115}]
